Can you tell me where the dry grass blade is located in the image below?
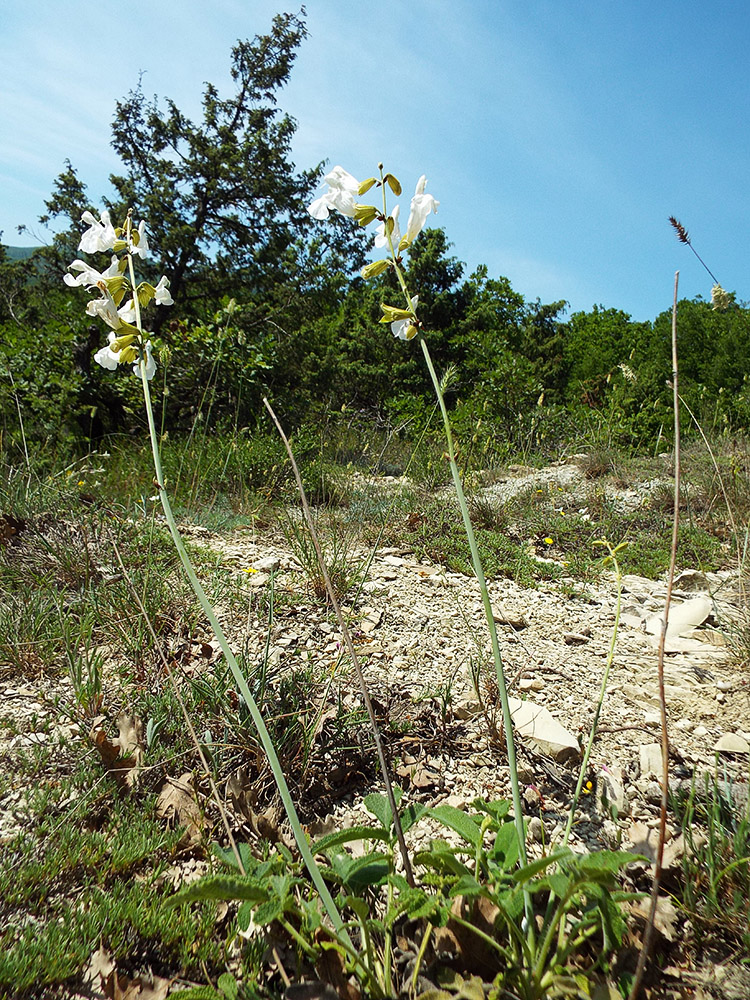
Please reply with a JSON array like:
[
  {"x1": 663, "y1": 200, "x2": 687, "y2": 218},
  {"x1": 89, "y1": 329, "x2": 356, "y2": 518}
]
[
  {"x1": 628, "y1": 271, "x2": 680, "y2": 1000},
  {"x1": 263, "y1": 395, "x2": 415, "y2": 887}
]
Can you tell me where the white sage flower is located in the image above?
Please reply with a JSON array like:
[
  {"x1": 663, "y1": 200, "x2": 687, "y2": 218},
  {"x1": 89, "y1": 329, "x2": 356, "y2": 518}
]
[
  {"x1": 78, "y1": 210, "x2": 117, "y2": 253},
  {"x1": 403, "y1": 175, "x2": 439, "y2": 246},
  {"x1": 308, "y1": 165, "x2": 361, "y2": 219}
]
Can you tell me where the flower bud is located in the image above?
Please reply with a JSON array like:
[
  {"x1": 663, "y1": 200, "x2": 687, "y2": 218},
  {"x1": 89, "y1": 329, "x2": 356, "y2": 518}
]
[
  {"x1": 118, "y1": 345, "x2": 138, "y2": 364},
  {"x1": 379, "y1": 303, "x2": 415, "y2": 324},
  {"x1": 358, "y1": 177, "x2": 377, "y2": 195},
  {"x1": 137, "y1": 283, "x2": 155, "y2": 307},
  {"x1": 361, "y1": 259, "x2": 390, "y2": 279},
  {"x1": 384, "y1": 173, "x2": 402, "y2": 196},
  {"x1": 102, "y1": 275, "x2": 128, "y2": 304},
  {"x1": 354, "y1": 204, "x2": 378, "y2": 226},
  {"x1": 110, "y1": 333, "x2": 137, "y2": 353}
]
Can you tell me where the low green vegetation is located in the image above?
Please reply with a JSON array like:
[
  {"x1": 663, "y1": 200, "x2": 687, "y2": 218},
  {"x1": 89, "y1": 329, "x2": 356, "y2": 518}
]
[
  {"x1": 0, "y1": 741, "x2": 222, "y2": 995},
  {"x1": 0, "y1": 431, "x2": 746, "y2": 996}
]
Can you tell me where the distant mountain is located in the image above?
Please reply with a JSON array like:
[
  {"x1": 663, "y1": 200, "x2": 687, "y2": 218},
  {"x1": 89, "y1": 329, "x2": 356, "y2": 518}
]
[{"x1": 2, "y1": 246, "x2": 40, "y2": 261}]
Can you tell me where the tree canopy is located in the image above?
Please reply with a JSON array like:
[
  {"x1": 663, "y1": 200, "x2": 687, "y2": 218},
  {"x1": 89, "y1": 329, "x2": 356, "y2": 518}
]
[{"x1": 2, "y1": 10, "x2": 748, "y2": 456}]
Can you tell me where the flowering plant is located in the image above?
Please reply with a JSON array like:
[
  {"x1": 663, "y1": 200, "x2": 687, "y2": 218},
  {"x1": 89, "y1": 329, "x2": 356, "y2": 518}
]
[
  {"x1": 305, "y1": 165, "x2": 644, "y2": 996},
  {"x1": 64, "y1": 209, "x2": 172, "y2": 380},
  {"x1": 308, "y1": 165, "x2": 438, "y2": 341},
  {"x1": 64, "y1": 206, "x2": 349, "y2": 944},
  {"x1": 307, "y1": 163, "x2": 532, "y2": 912}
]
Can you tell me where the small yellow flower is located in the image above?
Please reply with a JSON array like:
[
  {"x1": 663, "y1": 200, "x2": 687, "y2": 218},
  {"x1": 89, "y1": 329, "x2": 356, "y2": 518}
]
[
  {"x1": 242, "y1": 567, "x2": 258, "y2": 575},
  {"x1": 543, "y1": 537, "x2": 554, "y2": 545}
]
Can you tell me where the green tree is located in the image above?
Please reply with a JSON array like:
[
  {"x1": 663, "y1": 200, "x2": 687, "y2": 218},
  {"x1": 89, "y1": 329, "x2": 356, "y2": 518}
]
[
  {"x1": 516, "y1": 299, "x2": 569, "y2": 402},
  {"x1": 563, "y1": 306, "x2": 640, "y2": 407},
  {"x1": 41, "y1": 10, "x2": 365, "y2": 333}
]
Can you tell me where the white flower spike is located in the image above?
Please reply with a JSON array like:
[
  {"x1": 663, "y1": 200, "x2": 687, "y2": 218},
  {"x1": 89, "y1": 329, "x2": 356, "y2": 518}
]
[{"x1": 66, "y1": 208, "x2": 169, "y2": 381}]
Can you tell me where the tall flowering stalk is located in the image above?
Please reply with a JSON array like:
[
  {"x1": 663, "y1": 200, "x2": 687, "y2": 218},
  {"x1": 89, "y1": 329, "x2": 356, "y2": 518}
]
[
  {"x1": 308, "y1": 165, "x2": 533, "y2": 926},
  {"x1": 64, "y1": 210, "x2": 350, "y2": 943}
]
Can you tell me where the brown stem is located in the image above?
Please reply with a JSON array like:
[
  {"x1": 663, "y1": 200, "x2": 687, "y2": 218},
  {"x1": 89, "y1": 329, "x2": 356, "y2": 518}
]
[
  {"x1": 263, "y1": 397, "x2": 415, "y2": 887},
  {"x1": 628, "y1": 272, "x2": 679, "y2": 999}
]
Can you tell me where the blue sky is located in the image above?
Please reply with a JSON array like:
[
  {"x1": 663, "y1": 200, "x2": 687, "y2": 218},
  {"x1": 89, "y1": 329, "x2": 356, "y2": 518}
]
[{"x1": 1, "y1": 0, "x2": 747, "y2": 321}]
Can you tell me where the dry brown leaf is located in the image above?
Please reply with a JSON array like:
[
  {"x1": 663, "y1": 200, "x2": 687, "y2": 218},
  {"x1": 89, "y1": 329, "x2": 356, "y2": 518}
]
[
  {"x1": 83, "y1": 943, "x2": 116, "y2": 995},
  {"x1": 226, "y1": 766, "x2": 286, "y2": 842},
  {"x1": 113, "y1": 711, "x2": 144, "y2": 759},
  {"x1": 443, "y1": 895, "x2": 502, "y2": 978},
  {"x1": 117, "y1": 974, "x2": 173, "y2": 1000},
  {"x1": 313, "y1": 930, "x2": 362, "y2": 1000},
  {"x1": 90, "y1": 729, "x2": 140, "y2": 791},
  {"x1": 0, "y1": 513, "x2": 26, "y2": 547},
  {"x1": 89, "y1": 713, "x2": 144, "y2": 791},
  {"x1": 83, "y1": 946, "x2": 172, "y2": 1000},
  {"x1": 630, "y1": 894, "x2": 680, "y2": 943},
  {"x1": 156, "y1": 772, "x2": 205, "y2": 846}
]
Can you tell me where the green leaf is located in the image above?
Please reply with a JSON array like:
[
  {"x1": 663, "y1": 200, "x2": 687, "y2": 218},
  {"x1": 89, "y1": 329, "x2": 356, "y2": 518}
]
[
  {"x1": 572, "y1": 849, "x2": 641, "y2": 878},
  {"x1": 512, "y1": 848, "x2": 572, "y2": 884},
  {"x1": 494, "y1": 885, "x2": 525, "y2": 922},
  {"x1": 489, "y1": 821, "x2": 521, "y2": 871},
  {"x1": 542, "y1": 872, "x2": 572, "y2": 899},
  {"x1": 312, "y1": 824, "x2": 389, "y2": 855},
  {"x1": 217, "y1": 973, "x2": 239, "y2": 1000},
  {"x1": 212, "y1": 841, "x2": 256, "y2": 874},
  {"x1": 429, "y1": 805, "x2": 483, "y2": 848},
  {"x1": 415, "y1": 845, "x2": 474, "y2": 879},
  {"x1": 449, "y1": 873, "x2": 484, "y2": 899},
  {"x1": 401, "y1": 801, "x2": 428, "y2": 834},
  {"x1": 344, "y1": 894, "x2": 370, "y2": 922},
  {"x1": 167, "y1": 988, "x2": 222, "y2": 999},
  {"x1": 253, "y1": 895, "x2": 283, "y2": 925},
  {"x1": 339, "y1": 851, "x2": 391, "y2": 892},
  {"x1": 473, "y1": 797, "x2": 511, "y2": 822},
  {"x1": 237, "y1": 900, "x2": 254, "y2": 931},
  {"x1": 164, "y1": 874, "x2": 268, "y2": 909},
  {"x1": 363, "y1": 788, "x2": 402, "y2": 830},
  {"x1": 388, "y1": 886, "x2": 440, "y2": 924}
]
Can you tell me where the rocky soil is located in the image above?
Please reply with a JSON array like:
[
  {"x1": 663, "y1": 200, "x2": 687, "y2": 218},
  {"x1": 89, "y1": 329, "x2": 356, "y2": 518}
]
[{"x1": 2, "y1": 461, "x2": 749, "y2": 996}]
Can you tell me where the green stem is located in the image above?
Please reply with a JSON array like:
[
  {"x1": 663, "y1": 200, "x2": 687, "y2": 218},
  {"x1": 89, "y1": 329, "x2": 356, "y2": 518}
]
[
  {"x1": 448, "y1": 912, "x2": 510, "y2": 958},
  {"x1": 125, "y1": 247, "x2": 348, "y2": 944},
  {"x1": 418, "y1": 337, "x2": 532, "y2": 932},
  {"x1": 279, "y1": 915, "x2": 320, "y2": 959}
]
